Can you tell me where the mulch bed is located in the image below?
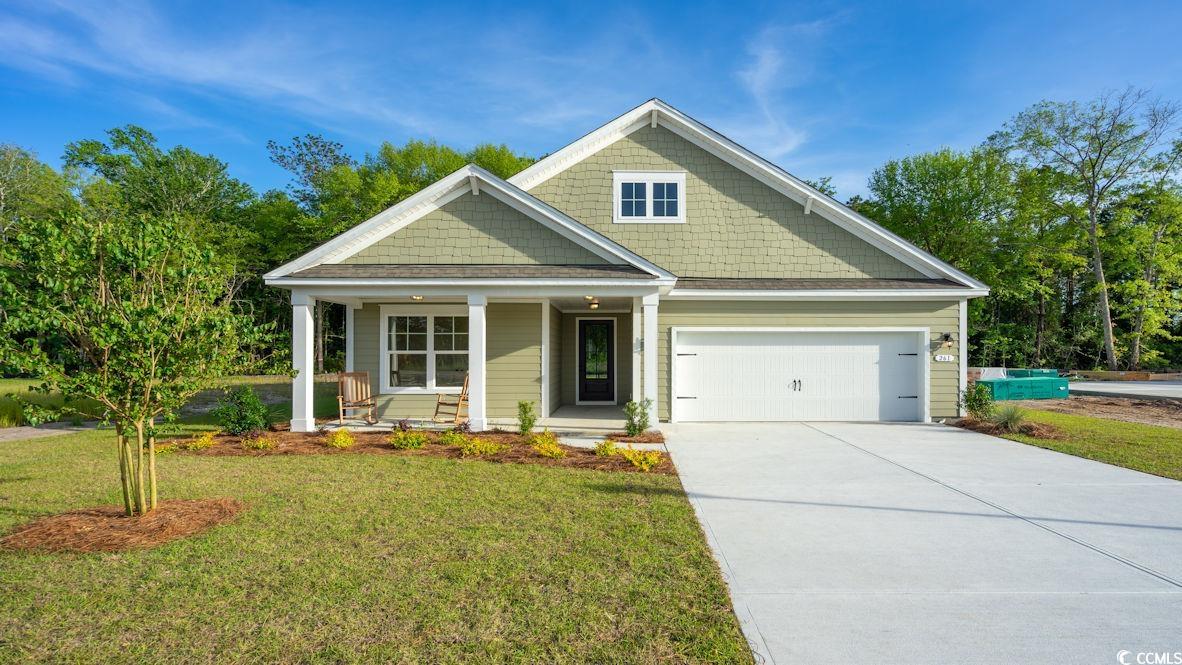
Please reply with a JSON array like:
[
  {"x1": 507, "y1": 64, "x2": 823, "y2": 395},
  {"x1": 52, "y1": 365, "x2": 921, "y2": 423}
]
[
  {"x1": 162, "y1": 430, "x2": 676, "y2": 475},
  {"x1": 605, "y1": 431, "x2": 665, "y2": 443},
  {"x1": 1, "y1": 498, "x2": 245, "y2": 553},
  {"x1": 952, "y1": 417, "x2": 1065, "y2": 439}
]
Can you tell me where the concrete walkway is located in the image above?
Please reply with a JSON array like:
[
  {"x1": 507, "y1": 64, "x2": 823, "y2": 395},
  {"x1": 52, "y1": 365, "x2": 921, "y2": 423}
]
[
  {"x1": 1070, "y1": 380, "x2": 1182, "y2": 400},
  {"x1": 0, "y1": 422, "x2": 95, "y2": 442},
  {"x1": 666, "y1": 422, "x2": 1182, "y2": 664}
]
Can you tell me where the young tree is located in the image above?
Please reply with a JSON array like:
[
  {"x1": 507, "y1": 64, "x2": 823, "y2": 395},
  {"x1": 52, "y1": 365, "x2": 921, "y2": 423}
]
[
  {"x1": 0, "y1": 214, "x2": 273, "y2": 516},
  {"x1": 993, "y1": 89, "x2": 1179, "y2": 369}
]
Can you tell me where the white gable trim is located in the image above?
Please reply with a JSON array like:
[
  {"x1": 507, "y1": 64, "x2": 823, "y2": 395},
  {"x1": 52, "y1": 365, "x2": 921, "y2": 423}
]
[
  {"x1": 508, "y1": 99, "x2": 988, "y2": 291},
  {"x1": 265, "y1": 165, "x2": 674, "y2": 280}
]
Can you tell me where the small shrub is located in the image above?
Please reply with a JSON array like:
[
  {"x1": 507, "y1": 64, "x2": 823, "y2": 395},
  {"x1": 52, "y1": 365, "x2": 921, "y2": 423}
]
[
  {"x1": 324, "y1": 428, "x2": 355, "y2": 449},
  {"x1": 622, "y1": 399, "x2": 652, "y2": 437},
  {"x1": 182, "y1": 431, "x2": 218, "y2": 451},
  {"x1": 530, "y1": 429, "x2": 565, "y2": 459},
  {"x1": 517, "y1": 400, "x2": 538, "y2": 435},
  {"x1": 396, "y1": 418, "x2": 412, "y2": 432},
  {"x1": 438, "y1": 430, "x2": 468, "y2": 447},
  {"x1": 959, "y1": 383, "x2": 995, "y2": 420},
  {"x1": 458, "y1": 436, "x2": 510, "y2": 457},
  {"x1": 620, "y1": 446, "x2": 663, "y2": 472},
  {"x1": 595, "y1": 439, "x2": 619, "y2": 457},
  {"x1": 389, "y1": 430, "x2": 429, "y2": 450},
  {"x1": 990, "y1": 404, "x2": 1027, "y2": 433},
  {"x1": 212, "y1": 386, "x2": 271, "y2": 435},
  {"x1": 241, "y1": 432, "x2": 277, "y2": 451}
]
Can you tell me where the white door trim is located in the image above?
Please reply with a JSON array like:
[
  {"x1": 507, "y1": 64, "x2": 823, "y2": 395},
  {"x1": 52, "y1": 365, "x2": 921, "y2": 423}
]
[
  {"x1": 669, "y1": 326, "x2": 930, "y2": 423},
  {"x1": 575, "y1": 316, "x2": 618, "y2": 405}
]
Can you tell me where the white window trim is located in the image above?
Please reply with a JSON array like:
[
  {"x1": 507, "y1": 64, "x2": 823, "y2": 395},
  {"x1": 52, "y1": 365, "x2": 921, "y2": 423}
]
[
  {"x1": 612, "y1": 171, "x2": 686, "y2": 224},
  {"x1": 379, "y1": 304, "x2": 469, "y2": 394}
]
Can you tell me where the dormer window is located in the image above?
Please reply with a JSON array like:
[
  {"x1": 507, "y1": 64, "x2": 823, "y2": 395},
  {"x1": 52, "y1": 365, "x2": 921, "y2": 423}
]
[{"x1": 613, "y1": 171, "x2": 686, "y2": 223}]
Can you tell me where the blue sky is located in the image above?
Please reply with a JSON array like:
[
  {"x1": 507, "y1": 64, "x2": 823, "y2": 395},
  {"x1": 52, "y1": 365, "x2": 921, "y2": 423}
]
[{"x1": 3, "y1": 1, "x2": 1181, "y2": 199}]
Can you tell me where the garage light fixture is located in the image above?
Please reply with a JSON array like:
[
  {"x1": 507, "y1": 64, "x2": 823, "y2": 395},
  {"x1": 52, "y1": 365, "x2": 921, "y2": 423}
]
[{"x1": 941, "y1": 332, "x2": 953, "y2": 347}]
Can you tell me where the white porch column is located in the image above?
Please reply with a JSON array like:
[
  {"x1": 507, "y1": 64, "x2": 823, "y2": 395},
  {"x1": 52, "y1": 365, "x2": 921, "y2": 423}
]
[
  {"x1": 344, "y1": 303, "x2": 357, "y2": 372},
  {"x1": 631, "y1": 297, "x2": 643, "y2": 403},
  {"x1": 467, "y1": 294, "x2": 488, "y2": 431},
  {"x1": 642, "y1": 293, "x2": 659, "y2": 424},
  {"x1": 291, "y1": 292, "x2": 316, "y2": 432}
]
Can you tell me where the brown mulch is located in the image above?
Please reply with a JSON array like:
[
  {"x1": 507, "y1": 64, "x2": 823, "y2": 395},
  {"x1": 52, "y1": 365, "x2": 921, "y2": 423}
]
[
  {"x1": 1015, "y1": 395, "x2": 1182, "y2": 430},
  {"x1": 1, "y1": 498, "x2": 245, "y2": 553},
  {"x1": 163, "y1": 430, "x2": 675, "y2": 475},
  {"x1": 952, "y1": 417, "x2": 1065, "y2": 440},
  {"x1": 605, "y1": 431, "x2": 666, "y2": 443}
]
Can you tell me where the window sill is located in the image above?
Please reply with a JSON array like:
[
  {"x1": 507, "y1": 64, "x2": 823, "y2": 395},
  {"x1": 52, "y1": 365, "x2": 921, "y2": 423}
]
[{"x1": 612, "y1": 217, "x2": 685, "y2": 224}]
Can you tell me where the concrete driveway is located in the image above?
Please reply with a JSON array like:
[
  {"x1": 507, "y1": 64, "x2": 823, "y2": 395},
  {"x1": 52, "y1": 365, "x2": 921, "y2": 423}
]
[
  {"x1": 665, "y1": 422, "x2": 1182, "y2": 664},
  {"x1": 1070, "y1": 380, "x2": 1182, "y2": 400}
]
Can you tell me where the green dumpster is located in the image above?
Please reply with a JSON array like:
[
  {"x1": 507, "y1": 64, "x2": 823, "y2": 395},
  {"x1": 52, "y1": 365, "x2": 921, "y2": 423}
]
[
  {"x1": 1007, "y1": 368, "x2": 1060, "y2": 378},
  {"x1": 976, "y1": 377, "x2": 1068, "y2": 401}
]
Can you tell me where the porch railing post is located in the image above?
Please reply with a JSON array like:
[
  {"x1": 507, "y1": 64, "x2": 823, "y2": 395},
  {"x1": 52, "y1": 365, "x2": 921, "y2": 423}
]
[{"x1": 467, "y1": 294, "x2": 488, "y2": 431}]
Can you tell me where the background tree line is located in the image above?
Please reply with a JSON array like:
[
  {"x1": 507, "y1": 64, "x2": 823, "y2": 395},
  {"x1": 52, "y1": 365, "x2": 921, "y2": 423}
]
[{"x1": 2, "y1": 86, "x2": 1179, "y2": 374}]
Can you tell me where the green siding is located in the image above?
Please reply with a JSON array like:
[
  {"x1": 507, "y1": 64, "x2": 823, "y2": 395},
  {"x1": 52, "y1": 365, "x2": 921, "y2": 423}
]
[
  {"x1": 548, "y1": 305, "x2": 562, "y2": 412},
  {"x1": 656, "y1": 300, "x2": 962, "y2": 421},
  {"x1": 486, "y1": 303, "x2": 543, "y2": 418},
  {"x1": 561, "y1": 313, "x2": 633, "y2": 405},
  {"x1": 528, "y1": 125, "x2": 923, "y2": 279},
  {"x1": 354, "y1": 302, "x2": 542, "y2": 420},
  {"x1": 343, "y1": 191, "x2": 608, "y2": 265}
]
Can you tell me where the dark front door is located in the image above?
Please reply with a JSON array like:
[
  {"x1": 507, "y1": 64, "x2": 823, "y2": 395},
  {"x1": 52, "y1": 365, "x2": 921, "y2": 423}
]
[{"x1": 578, "y1": 319, "x2": 615, "y2": 403}]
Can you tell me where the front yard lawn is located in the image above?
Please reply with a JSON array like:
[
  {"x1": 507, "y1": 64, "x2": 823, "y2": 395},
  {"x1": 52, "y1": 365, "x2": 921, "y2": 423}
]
[
  {"x1": 0, "y1": 429, "x2": 750, "y2": 663},
  {"x1": 1006, "y1": 408, "x2": 1182, "y2": 481}
]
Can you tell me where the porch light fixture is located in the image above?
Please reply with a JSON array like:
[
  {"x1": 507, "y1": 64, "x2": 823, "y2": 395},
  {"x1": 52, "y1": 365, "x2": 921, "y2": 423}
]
[
  {"x1": 584, "y1": 295, "x2": 595, "y2": 301},
  {"x1": 410, "y1": 295, "x2": 424, "y2": 301},
  {"x1": 588, "y1": 301, "x2": 600, "y2": 310}
]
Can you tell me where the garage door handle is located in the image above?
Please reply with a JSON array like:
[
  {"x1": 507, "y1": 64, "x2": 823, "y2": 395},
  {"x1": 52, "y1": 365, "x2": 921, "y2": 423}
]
[
  {"x1": 677, "y1": 353, "x2": 697, "y2": 357},
  {"x1": 898, "y1": 353, "x2": 918, "y2": 356},
  {"x1": 898, "y1": 395, "x2": 918, "y2": 399},
  {"x1": 676, "y1": 396, "x2": 697, "y2": 399}
]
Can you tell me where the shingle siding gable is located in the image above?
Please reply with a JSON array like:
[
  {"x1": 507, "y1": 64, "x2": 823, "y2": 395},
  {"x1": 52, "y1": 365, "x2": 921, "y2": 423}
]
[
  {"x1": 341, "y1": 191, "x2": 609, "y2": 265},
  {"x1": 527, "y1": 125, "x2": 923, "y2": 279}
]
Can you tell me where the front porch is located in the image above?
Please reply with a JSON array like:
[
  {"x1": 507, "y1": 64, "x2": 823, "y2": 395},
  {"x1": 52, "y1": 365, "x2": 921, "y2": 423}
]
[{"x1": 288, "y1": 287, "x2": 661, "y2": 433}]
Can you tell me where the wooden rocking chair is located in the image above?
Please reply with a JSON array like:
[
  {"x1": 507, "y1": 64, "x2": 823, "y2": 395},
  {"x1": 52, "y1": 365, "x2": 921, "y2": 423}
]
[
  {"x1": 433, "y1": 373, "x2": 470, "y2": 425},
  {"x1": 337, "y1": 371, "x2": 377, "y2": 425}
]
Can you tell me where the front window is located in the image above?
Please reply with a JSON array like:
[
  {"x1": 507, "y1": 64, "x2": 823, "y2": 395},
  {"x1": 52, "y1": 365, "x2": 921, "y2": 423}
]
[
  {"x1": 381, "y1": 307, "x2": 468, "y2": 392},
  {"x1": 613, "y1": 172, "x2": 685, "y2": 223}
]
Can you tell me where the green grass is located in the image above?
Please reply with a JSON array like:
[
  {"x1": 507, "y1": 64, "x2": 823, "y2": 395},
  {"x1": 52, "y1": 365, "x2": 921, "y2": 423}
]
[
  {"x1": 0, "y1": 429, "x2": 750, "y2": 663},
  {"x1": 1007, "y1": 409, "x2": 1182, "y2": 480}
]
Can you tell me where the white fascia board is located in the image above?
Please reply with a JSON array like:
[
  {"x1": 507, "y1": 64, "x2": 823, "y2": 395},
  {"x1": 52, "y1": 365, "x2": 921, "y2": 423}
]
[
  {"x1": 265, "y1": 164, "x2": 672, "y2": 280},
  {"x1": 509, "y1": 99, "x2": 988, "y2": 291},
  {"x1": 664, "y1": 288, "x2": 990, "y2": 301},
  {"x1": 268, "y1": 277, "x2": 675, "y2": 288}
]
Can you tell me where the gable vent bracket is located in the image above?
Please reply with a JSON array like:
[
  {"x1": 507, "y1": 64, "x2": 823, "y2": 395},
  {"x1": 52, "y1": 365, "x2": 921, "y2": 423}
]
[
  {"x1": 803, "y1": 195, "x2": 815, "y2": 215},
  {"x1": 650, "y1": 109, "x2": 658, "y2": 128},
  {"x1": 468, "y1": 175, "x2": 480, "y2": 195}
]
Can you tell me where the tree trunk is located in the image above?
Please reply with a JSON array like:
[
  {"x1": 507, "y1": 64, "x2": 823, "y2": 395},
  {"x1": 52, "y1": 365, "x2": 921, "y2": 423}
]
[
  {"x1": 148, "y1": 432, "x2": 158, "y2": 511},
  {"x1": 1034, "y1": 286, "x2": 1046, "y2": 366},
  {"x1": 1129, "y1": 228, "x2": 1163, "y2": 371},
  {"x1": 117, "y1": 431, "x2": 133, "y2": 516},
  {"x1": 1088, "y1": 212, "x2": 1119, "y2": 371},
  {"x1": 316, "y1": 301, "x2": 326, "y2": 374},
  {"x1": 133, "y1": 421, "x2": 147, "y2": 515}
]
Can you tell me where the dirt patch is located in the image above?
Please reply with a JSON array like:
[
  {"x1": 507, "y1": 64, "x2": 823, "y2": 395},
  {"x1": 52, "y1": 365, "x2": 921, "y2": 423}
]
[
  {"x1": 163, "y1": 430, "x2": 675, "y2": 475},
  {"x1": 953, "y1": 417, "x2": 1065, "y2": 439},
  {"x1": 1016, "y1": 395, "x2": 1182, "y2": 430},
  {"x1": 1, "y1": 498, "x2": 244, "y2": 553}
]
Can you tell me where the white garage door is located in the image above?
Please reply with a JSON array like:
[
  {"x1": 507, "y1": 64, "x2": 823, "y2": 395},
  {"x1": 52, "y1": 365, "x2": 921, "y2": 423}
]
[{"x1": 672, "y1": 329, "x2": 925, "y2": 422}]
